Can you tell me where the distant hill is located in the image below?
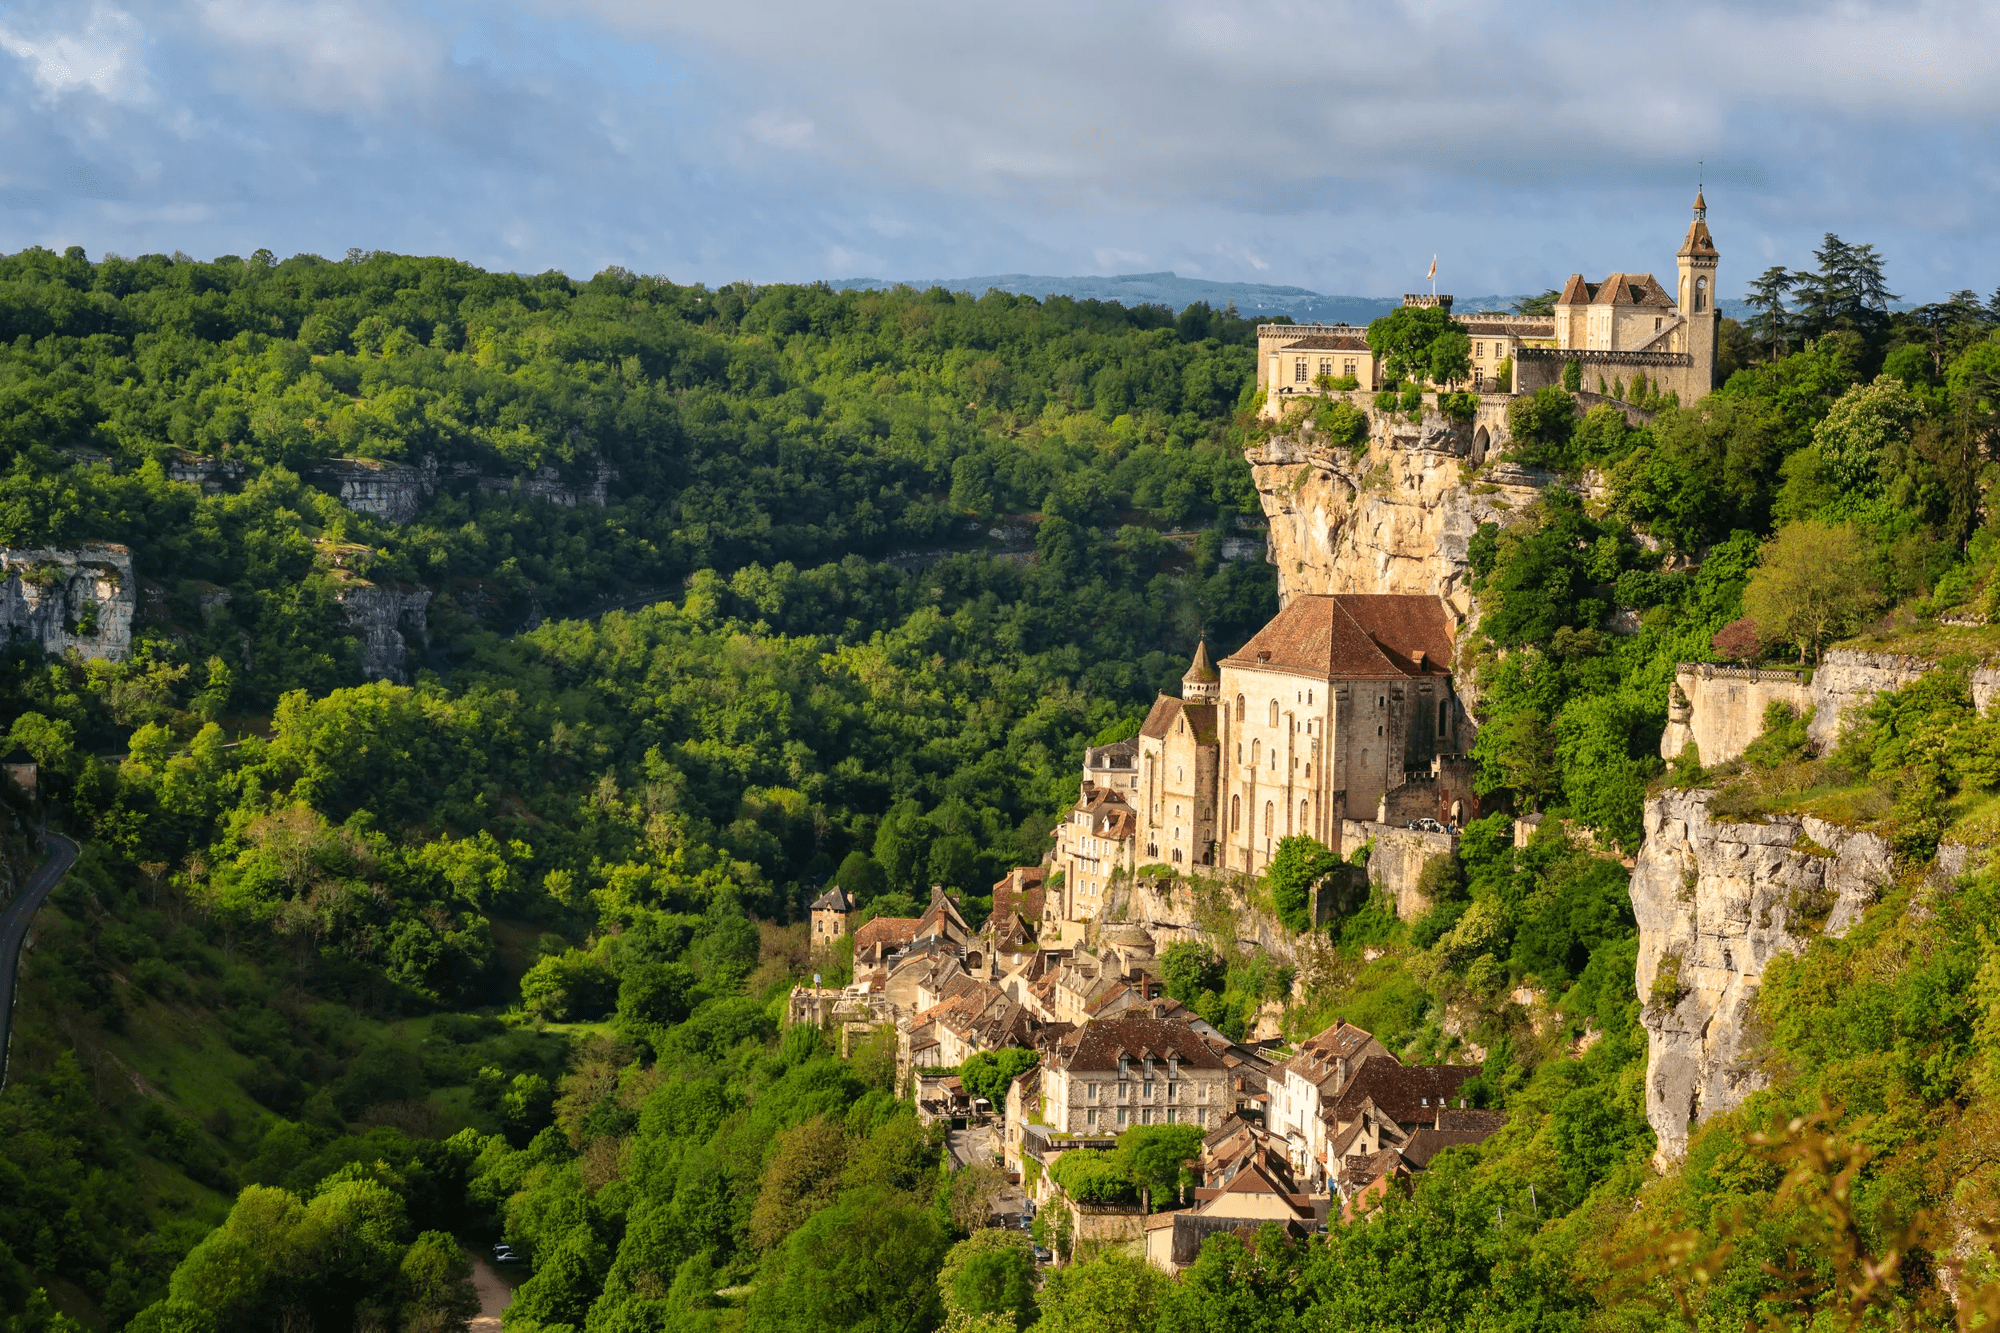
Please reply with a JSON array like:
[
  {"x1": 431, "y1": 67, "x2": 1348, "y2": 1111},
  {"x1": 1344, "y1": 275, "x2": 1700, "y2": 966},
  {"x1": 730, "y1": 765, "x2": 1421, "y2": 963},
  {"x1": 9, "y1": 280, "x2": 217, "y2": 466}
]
[{"x1": 830, "y1": 270, "x2": 1757, "y2": 323}]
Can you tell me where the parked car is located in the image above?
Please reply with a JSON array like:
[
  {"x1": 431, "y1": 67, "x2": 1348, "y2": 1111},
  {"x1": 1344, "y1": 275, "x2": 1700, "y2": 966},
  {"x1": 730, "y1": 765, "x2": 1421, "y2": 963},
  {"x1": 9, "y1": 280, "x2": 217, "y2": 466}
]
[
  {"x1": 492, "y1": 1244, "x2": 523, "y2": 1264},
  {"x1": 1032, "y1": 1247, "x2": 1053, "y2": 1264}
]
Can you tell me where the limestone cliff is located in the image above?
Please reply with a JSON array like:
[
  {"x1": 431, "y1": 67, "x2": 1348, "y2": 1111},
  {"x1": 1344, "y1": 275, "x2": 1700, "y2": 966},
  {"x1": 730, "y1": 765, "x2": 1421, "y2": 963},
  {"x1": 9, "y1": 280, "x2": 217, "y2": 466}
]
[
  {"x1": 1246, "y1": 404, "x2": 1554, "y2": 618},
  {"x1": 336, "y1": 582, "x2": 431, "y2": 683},
  {"x1": 0, "y1": 544, "x2": 135, "y2": 661},
  {"x1": 1631, "y1": 787, "x2": 1920, "y2": 1165}
]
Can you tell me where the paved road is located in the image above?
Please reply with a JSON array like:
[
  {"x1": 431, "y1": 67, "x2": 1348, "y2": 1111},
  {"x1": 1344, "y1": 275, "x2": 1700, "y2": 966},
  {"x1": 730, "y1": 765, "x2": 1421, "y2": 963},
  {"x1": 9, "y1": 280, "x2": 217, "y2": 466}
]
[{"x1": 0, "y1": 831, "x2": 78, "y2": 1087}]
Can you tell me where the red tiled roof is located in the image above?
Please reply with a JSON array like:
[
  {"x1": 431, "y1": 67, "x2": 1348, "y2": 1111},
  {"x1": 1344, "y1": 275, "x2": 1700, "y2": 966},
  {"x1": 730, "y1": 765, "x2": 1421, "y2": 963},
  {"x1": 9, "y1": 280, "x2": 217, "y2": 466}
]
[
  {"x1": 1220, "y1": 595, "x2": 1453, "y2": 680},
  {"x1": 1558, "y1": 271, "x2": 1674, "y2": 309},
  {"x1": 1325, "y1": 1062, "x2": 1479, "y2": 1127},
  {"x1": 853, "y1": 915, "x2": 920, "y2": 953}
]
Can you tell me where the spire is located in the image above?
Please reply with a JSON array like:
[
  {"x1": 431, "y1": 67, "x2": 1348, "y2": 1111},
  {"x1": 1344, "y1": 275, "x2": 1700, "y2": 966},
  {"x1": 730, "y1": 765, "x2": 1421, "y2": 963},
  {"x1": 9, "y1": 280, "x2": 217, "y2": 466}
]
[
  {"x1": 1692, "y1": 187, "x2": 1706, "y2": 221},
  {"x1": 1180, "y1": 638, "x2": 1220, "y2": 702}
]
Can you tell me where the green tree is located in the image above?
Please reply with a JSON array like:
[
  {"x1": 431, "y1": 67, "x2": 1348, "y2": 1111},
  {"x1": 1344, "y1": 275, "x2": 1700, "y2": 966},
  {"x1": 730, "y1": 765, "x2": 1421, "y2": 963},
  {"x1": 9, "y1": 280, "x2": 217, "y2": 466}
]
[
  {"x1": 937, "y1": 1229, "x2": 1036, "y2": 1332},
  {"x1": 1505, "y1": 387, "x2": 1579, "y2": 469},
  {"x1": 831, "y1": 850, "x2": 887, "y2": 904},
  {"x1": 1266, "y1": 836, "x2": 1340, "y2": 933},
  {"x1": 1035, "y1": 1250, "x2": 1170, "y2": 1333},
  {"x1": 958, "y1": 1049, "x2": 1037, "y2": 1109},
  {"x1": 1742, "y1": 520, "x2": 1881, "y2": 662},
  {"x1": 744, "y1": 1188, "x2": 948, "y2": 1333},
  {"x1": 1115, "y1": 1123, "x2": 1205, "y2": 1211},
  {"x1": 1158, "y1": 940, "x2": 1225, "y2": 1005},
  {"x1": 750, "y1": 1116, "x2": 850, "y2": 1251},
  {"x1": 1365, "y1": 304, "x2": 1456, "y2": 384},
  {"x1": 397, "y1": 1230, "x2": 480, "y2": 1333}
]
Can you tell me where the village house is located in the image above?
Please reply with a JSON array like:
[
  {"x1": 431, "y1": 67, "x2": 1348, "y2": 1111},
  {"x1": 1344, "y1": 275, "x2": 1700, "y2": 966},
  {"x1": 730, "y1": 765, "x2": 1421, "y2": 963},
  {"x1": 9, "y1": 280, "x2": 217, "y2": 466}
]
[
  {"x1": 808, "y1": 883, "x2": 853, "y2": 948},
  {"x1": 1038, "y1": 1014, "x2": 1233, "y2": 1135}
]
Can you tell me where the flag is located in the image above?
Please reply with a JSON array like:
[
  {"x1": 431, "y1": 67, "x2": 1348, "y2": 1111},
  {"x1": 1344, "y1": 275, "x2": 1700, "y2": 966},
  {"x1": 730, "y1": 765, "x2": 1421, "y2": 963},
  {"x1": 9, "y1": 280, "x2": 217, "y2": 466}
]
[{"x1": 1426, "y1": 255, "x2": 1437, "y2": 281}]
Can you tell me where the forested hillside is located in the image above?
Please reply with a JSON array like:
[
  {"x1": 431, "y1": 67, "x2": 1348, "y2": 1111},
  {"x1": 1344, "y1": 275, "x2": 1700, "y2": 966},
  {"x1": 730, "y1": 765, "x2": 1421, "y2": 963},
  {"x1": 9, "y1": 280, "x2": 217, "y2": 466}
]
[{"x1": 5, "y1": 239, "x2": 2000, "y2": 1333}]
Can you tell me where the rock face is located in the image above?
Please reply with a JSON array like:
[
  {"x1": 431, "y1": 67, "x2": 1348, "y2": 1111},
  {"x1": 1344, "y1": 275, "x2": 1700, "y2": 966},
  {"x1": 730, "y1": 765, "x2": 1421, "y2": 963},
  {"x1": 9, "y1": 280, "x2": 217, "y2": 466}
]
[
  {"x1": 1663, "y1": 650, "x2": 2000, "y2": 764},
  {"x1": 1632, "y1": 787, "x2": 1899, "y2": 1165},
  {"x1": 337, "y1": 583, "x2": 431, "y2": 683},
  {"x1": 0, "y1": 545, "x2": 135, "y2": 661},
  {"x1": 1247, "y1": 408, "x2": 1554, "y2": 616},
  {"x1": 319, "y1": 459, "x2": 433, "y2": 524}
]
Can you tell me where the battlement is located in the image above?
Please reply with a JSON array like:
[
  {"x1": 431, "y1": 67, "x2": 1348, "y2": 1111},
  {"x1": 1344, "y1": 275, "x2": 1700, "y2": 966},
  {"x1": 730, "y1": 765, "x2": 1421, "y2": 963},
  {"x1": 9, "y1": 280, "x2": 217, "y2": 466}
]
[
  {"x1": 1402, "y1": 294, "x2": 1453, "y2": 311},
  {"x1": 1516, "y1": 347, "x2": 1693, "y2": 367}
]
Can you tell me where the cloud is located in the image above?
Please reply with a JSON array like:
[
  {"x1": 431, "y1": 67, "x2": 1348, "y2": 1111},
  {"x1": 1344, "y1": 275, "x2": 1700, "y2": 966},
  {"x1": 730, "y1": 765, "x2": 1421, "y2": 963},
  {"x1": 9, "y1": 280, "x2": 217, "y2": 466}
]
[{"x1": 0, "y1": 0, "x2": 1992, "y2": 300}]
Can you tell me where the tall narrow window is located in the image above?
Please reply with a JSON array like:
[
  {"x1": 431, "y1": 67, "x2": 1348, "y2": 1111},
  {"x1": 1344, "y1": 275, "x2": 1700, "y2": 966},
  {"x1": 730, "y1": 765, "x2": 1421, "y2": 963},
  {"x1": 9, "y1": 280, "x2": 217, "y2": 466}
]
[
  {"x1": 1231, "y1": 794, "x2": 1240, "y2": 830},
  {"x1": 1294, "y1": 358, "x2": 1309, "y2": 382},
  {"x1": 1300, "y1": 799, "x2": 1310, "y2": 830},
  {"x1": 1264, "y1": 801, "x2": 1274, "y2": 836},
  {"x1": 1251, "y1": 739, "x2": 1260, "y2": 764},
  {"x1": 1235, "y1": 695, "x2": 1245, "y2": 722},
  {"x1": 1269, "y1": 700, "x2": 1279, "y2": 726}
]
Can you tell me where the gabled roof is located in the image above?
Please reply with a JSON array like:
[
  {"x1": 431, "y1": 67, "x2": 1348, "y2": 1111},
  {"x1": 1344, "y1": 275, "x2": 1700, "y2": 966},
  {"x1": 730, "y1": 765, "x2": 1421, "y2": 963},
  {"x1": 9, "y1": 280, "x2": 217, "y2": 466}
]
[
  {"x1": 1398, "y1": 1127, "x2": 1495, "y2": 1169},
  {"x1": 1558, "y1": 272, "x2": 1675, "y2": 309},
  {"x1": 1220, "y1": 595, "x2": 1453, "y2": 680},
  {"x1": 1325, "y1": 1061, "x2": 1479, "y2": 1128},
  {"x1": 853, "y1": 915, "x2": 920, "y2": 955},
  {"x1": 990, "y1": 866, "x2": 1046, "y2": 926}
]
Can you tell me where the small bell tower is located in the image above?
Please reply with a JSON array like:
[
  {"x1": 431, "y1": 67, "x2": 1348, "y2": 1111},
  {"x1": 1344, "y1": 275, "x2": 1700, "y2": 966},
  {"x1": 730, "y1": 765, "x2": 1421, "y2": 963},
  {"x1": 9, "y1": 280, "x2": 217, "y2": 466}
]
[
  {"x1": 1180, "y1": 639, "x2": 1219, "y2": 703},
  {"x1": 1676, "y1": 187, "x2": 1720, "y2": 395}
]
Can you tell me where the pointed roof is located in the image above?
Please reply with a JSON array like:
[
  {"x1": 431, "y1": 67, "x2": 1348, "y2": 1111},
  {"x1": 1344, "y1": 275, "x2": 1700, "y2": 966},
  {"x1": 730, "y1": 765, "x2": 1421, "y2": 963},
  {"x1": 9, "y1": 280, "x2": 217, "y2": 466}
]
[
  {"x1": 811, "y1": 884, "x2": 854, "y2": 913},
  {"x1": 1183, "y1": 639, "x2": 1218, "y2": 683},
  {"x1": 1679, "y1": 191, "x2": 1718, "y2": 260}
]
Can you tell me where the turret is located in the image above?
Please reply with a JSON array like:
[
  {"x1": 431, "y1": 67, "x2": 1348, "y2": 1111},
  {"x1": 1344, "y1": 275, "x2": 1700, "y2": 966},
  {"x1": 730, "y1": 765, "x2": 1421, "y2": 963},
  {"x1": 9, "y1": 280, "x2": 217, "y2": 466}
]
[
  {"x1": 1677, "y1": 189, "x2": 1720, "y2": 394},
  {"x1": 1181, "y1": 639, "x2": 1219, "y2": 703}
]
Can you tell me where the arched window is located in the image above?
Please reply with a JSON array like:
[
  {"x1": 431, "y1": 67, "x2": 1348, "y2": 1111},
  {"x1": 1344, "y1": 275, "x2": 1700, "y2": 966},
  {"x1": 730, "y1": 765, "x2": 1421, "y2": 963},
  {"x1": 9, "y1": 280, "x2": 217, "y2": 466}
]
[
  {"x1": 1252, "y1": 739, "x2": 1261, "y2": 764},
  {"x1": 1269, "y1": 700, "x2": 1279, "y2": 726},
  {"x1": 1263, "y1": 801, "x2": 1274, "y2": 836},
  {"x1": 1308, "y1": 689, "x2": 1313, "y2": 706},
  {"x1": 1230, "y1": 794, "x2": 1240, "y2": 830},
  {"x1": 1235, "y1": 695, "x2": 1245, "y2": 722},
  {"x1": 1300, "y1": 799, "x2": 1309, "y2": 830}
]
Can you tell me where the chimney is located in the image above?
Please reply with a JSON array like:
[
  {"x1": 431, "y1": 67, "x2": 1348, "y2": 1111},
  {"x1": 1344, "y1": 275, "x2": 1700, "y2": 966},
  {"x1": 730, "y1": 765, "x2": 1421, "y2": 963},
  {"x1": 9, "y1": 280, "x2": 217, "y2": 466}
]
[{"x1": 1414, "y1": 649, "x2": 1427, "y2": 671}]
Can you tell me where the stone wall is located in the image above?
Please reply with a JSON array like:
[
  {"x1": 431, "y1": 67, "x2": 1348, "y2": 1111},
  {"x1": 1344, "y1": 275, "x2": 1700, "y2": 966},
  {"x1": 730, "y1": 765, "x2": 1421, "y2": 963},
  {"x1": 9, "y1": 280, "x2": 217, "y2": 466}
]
[
  {"x1": 1340, "y1": 821, "x2": 1456, "y2": 920},
  {"x1": 1630, "y1": 787, "x2": 1940, "y2": 1165},
  {"x1": 1660, "y1": 665, "x2": 1812, "y2": 765},
  {"x1": 0, "y1": 544, "x2": 135, "y2": 662},
  {"x1": 1662, "y1": 651, "x2": 2000, "y2": 764}
]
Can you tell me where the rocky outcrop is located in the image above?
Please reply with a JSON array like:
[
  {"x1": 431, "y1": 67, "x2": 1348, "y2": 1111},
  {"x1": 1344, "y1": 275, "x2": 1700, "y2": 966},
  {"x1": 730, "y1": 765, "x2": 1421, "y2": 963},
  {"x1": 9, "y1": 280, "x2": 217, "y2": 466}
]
[
  {"x1": 472, "y1": 460, "x2": 616, "y2": 509},
  {"x1": 0, "y1": 544, "x2": 135, "y2": 661},
  {"x1": 1247, "y1": 406, "x2": 1555, "y2": 616},
  {"x1": 1632, "y1": 787, "x2": 1911, "y2": 1166},
  {"x1": 319, "y1": 459, "x2": 433, "y2": 524},
  {"x1": 1662, "y1": 650, "x2": 2000, "y2": 764},
  {"x1": 337, "y1": 582, "x2": 430, "y2": 683}
]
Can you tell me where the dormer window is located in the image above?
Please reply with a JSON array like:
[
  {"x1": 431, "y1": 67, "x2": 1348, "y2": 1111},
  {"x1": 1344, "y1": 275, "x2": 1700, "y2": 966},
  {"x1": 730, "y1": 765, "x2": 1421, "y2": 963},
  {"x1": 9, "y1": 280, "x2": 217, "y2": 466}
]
[{"x1": 1143, "y1": 1056, "x2": 1155, "y2": 1081}]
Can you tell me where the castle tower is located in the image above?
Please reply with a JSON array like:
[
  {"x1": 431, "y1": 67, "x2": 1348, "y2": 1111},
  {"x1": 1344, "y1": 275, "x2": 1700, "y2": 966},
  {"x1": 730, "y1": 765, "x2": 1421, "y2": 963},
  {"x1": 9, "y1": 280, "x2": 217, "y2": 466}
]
[
  {"x1": 1180, "y1": 639, "x2": 1219, "y2": 703},
  {"x1": 1677, "y1": 188, "x2": 1720, "y2": 395}
]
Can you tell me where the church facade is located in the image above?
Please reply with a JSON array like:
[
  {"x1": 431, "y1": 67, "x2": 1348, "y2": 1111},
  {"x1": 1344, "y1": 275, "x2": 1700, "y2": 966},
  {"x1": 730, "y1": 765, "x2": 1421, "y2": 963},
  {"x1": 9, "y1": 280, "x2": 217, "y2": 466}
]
[{"x1": 1048, "y1": 592, "x2": 1465, "y2": 916}]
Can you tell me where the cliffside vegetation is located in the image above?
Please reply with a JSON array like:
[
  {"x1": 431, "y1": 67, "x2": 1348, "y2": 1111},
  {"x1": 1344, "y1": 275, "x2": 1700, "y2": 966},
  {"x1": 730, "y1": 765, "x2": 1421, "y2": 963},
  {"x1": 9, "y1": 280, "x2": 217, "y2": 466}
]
[{"x1": 6, "y1": 234, "x2": 2000, "y2": 1331}]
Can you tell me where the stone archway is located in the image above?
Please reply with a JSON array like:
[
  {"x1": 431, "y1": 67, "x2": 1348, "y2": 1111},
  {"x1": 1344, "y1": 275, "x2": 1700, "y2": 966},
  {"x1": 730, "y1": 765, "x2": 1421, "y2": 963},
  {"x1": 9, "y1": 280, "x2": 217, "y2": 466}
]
[{"x1": 1471, "y1": 426, "x2": 1490, "y2": 465}]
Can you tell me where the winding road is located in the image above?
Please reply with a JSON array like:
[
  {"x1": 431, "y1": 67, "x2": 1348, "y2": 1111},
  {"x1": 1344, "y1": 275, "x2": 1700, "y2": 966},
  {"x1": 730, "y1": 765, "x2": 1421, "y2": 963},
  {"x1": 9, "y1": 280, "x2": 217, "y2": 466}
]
[{"x1": 0, "y1": 831, "x2": 78, "y2": 1087}]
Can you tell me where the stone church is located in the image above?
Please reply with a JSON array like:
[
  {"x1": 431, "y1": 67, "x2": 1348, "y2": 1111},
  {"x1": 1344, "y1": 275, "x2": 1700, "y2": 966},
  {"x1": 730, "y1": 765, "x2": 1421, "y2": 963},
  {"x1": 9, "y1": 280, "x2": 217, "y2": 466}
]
[{"x1": 1048, "y1": 592, "x2": 1465, "y2": 917}]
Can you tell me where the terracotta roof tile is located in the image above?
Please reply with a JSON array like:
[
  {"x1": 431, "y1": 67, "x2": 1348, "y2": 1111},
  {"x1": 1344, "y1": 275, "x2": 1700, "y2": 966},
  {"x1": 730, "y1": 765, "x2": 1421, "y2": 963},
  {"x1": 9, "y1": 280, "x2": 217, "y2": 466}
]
[
  {"x1": 1221, "y1": 595, "x2": 1453, "y2": 679},
  {"x1": 853, "y1": 916, "x2": 920, "y2": 953},
  {"x1": 1139, "y1": 695, "x2": 1183, "y2": 740},
  {"x1": 1047, "y1": 1016, "x2": 1230, "y2": 1073}
]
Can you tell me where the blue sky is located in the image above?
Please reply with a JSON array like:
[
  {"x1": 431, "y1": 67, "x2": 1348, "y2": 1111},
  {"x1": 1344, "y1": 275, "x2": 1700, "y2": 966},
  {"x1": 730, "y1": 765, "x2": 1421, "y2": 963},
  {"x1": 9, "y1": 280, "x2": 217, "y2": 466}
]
[{"x1": 1, "y1": 0, "x2": 1994, "y2": 301}]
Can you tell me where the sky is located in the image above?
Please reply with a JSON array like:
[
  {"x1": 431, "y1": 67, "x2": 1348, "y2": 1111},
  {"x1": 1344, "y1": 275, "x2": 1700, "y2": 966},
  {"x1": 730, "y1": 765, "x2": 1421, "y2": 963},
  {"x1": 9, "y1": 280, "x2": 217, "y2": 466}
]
[{"x1": 0, "y1": 0, "x2": 1994, "y2": 302}]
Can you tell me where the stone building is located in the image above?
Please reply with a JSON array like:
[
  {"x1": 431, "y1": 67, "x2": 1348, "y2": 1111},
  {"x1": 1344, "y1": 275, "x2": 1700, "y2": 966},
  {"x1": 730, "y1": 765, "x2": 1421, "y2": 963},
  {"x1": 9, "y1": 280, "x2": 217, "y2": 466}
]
[
  {"x1": 1136, "y1": 642, "x2": 1222, "y2": 869},
  {"x1": 1049, "y1": 785, "x2": 1138, "y2": 924},
  {"x1": 1257, "y1": 195, "x2": 1721, "y2": 417},
  {"x1": 809, "y1": 884, "x2": 854, "y2": 947},
  {"x1": 1039, "y1": 1014, "x2": 1232, "y2": 1134}
]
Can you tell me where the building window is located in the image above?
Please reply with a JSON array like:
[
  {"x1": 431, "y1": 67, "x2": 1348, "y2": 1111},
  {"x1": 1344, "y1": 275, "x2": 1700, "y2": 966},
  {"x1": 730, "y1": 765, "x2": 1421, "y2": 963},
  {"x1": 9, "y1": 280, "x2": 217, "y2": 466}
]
[
  {"x1": 1343, "y1": 359, "x2": 1356, "y2": 378},
  {"x1": 1473, "y1": 368, "x2": 1483, "y2": 389},
  {"x1": 1294, "y1": 358, "x2": 1308, "y2": 382},
  {"x1": 1118, "y1": 1108, "x2": 1128, "y2": 1125},
  {"x1": 1143, "y1": 1108, "x2": 1154, "y2": 1125},
  {"x1": 1308, "y1": 689, "x2": 1313, "y2": 705},
  {"x1": 1087, "y1": 1083, "x2": 1098, "y2": 1100},
  {"x1": 1251, "y1": 739, "x2": 1260, "y2": 764},
  {"x1": 1318, "y1": 358, "x2": 1333, "y2": 379},
  {"x1": 1264, "y1": 801, "x2": 1273, "y2": 835},
  {"x1": 1695, "y1": 277, "x2": 1708, "y2": 312},
  {"x1": 1474, "y1": 342, "x2": 1484, "y2": 359},
  {"x1": 1087, "y1": 1109, "x2": 1098, "y2": 1126},
  {"x1": 1300, "y1": 799, "x2": 1309, "y2": 829},
  {"x1": 1269, "y1": 699, "x2": 1279, "y2": 726},
  {"x1": 1235, "y1": 695, "x2": 1245, "y2": 722},
  {"x1": 1439, "y1": 700, "x2": 1449, "y2": 734},
  {"x1": 1231, "y1": 794, "x2": 1240, "y2": 830}
]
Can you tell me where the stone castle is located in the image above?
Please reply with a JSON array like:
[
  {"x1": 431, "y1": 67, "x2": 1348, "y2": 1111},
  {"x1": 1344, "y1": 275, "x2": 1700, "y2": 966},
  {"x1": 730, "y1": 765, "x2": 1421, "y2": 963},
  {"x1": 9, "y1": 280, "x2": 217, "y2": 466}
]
[{"x1": 1255, "y1": 191, "x2": 1722, "y2": 417}]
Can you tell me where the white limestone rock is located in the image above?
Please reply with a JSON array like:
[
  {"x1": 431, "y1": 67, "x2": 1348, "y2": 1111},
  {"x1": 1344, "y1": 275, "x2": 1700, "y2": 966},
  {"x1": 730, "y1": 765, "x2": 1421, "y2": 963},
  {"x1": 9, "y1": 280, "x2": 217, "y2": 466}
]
[
  {"x1": 1632, "y1": 787, "x2": 1897, "y2": 1166},
  {"x1": 0, "y1": 544, "x2": 135, "y2": 661}
]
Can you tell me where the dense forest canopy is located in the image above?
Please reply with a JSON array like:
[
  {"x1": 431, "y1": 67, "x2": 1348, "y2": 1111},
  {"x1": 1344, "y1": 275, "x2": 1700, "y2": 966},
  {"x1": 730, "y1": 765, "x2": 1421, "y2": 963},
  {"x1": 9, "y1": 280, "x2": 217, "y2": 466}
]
[{"x1": 4, "y1": 236, "x2": 2000, "y2": 1333}]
